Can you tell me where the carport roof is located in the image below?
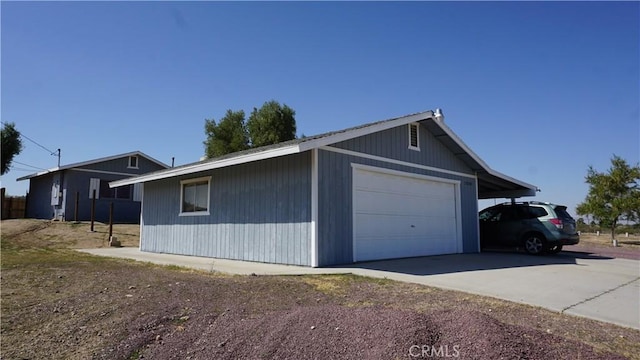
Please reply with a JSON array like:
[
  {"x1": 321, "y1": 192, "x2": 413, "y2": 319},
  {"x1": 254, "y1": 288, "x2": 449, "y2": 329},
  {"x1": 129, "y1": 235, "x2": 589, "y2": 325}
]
[{"x1": 110, "y1": 110, "x2": 537, "y2": 199}]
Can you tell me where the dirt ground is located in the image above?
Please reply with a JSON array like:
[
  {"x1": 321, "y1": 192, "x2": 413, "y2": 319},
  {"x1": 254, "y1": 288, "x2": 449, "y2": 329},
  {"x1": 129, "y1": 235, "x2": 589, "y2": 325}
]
[{"x1": 1, "y1": 219, "x2": 639, "y2": 360}]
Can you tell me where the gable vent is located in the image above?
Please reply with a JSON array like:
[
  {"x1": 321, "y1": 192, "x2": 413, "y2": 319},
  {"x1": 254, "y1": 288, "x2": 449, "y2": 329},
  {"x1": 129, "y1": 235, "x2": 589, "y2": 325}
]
[{"x1": 408, "y1": 123, "x2": 420, "y2": 151}]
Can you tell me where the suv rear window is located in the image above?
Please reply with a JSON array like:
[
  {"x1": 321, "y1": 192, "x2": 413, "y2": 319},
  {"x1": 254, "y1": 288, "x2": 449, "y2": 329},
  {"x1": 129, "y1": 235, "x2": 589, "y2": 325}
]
[
  {"x1": 516, "y1": 206, "x2": 548, "y2": 219},
  {"x1": 527, "y1": 206, "x2": 548, "y2": 218},
  {"x1": 554, "y1": 206, "x2": 574, "y2": 220}
]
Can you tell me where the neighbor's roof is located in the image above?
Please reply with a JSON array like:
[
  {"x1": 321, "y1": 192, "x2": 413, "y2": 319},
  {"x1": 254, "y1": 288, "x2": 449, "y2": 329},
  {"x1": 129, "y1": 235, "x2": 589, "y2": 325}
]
[
  {"x1": 16, "y1": 151, "x2": 169, "y2": 181},
  {"x1": 110, "y1": 110, "x2": 537, "y2": 199}
]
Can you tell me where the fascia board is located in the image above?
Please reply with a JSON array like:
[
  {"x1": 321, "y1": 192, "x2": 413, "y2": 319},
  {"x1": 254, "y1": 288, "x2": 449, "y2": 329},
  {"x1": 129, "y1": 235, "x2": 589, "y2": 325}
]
[
  {"x1": 16, "y1": 151, "x2": 168, "y2": 181},
  {"x1": 109, "y1": 144, "x2": 301, "y2": 188},
  {"x1": 434, "y1": 118, "x2": 537, "y2": 192},
  {"x1": 298, "y1": 111, "x2": 435, "y2": 152}
]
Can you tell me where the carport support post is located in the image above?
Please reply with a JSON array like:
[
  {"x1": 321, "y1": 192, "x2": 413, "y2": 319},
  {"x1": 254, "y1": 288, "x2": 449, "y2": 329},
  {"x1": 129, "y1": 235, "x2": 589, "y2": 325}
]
[
  {"x1": 74, "y1": 191, "x2": 79, "y2": 223},
  {"x1": 108, "y1": 202, "x2": 113, "y2": 238},
  {"x1": 90, "y1": 189, "x2": 96, "y2": 232},
  {"x1": 107, "y1": 202, "x2": 120, "y2": 247}
]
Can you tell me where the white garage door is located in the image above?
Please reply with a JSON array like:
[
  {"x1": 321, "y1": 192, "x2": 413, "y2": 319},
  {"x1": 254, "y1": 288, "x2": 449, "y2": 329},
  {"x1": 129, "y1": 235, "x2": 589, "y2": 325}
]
[{"x1": 353, "y1": 165, "x2": 461, "y2": 262}]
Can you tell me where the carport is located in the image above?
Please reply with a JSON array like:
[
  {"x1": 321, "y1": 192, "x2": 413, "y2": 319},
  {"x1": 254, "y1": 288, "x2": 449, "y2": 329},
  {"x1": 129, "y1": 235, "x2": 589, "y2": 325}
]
[{"x1": 423, "y1": 119, "x2": 537, "y2": 200}]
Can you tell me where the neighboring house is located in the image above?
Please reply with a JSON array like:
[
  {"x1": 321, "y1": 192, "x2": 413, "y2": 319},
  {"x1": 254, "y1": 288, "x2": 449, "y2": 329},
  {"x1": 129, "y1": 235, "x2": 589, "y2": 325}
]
[
  {"x1": 18, "y1": 151, "x2": 168, "y2": 223},
  {"x1": 112, "y1": 110, "x2": 536, "y2": 267}
]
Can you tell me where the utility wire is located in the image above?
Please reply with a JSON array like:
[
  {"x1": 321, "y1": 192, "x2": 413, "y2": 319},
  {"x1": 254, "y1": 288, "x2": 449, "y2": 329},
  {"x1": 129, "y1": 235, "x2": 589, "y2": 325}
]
[
  {"x1": 19, "y1": 132, "x2": 58, "y2": 156},
  {"x1": 12, "y1": 160, "x2": 46, "y2": 171},
  {"x1": 1, "y1": 120, "x2": 58, "y2": 156},
  {"x1": 11, "y1": 168, "x2": 40, "y2": 172}
]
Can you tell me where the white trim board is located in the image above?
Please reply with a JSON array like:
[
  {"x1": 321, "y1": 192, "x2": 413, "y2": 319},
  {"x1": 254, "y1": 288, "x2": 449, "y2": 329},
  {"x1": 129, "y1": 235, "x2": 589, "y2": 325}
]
[
  {"x1": 322, "y1": 146, "x2": 476, "y2": 179},
  {"x1": 298, "y1": 111, "x2": 434, "y2": 152},
  {"x1": 110, "y1": 145, "x2": 300, "y2": 187},
  {"x1": 350, "y1": 163, "x2": 463, "y2": 186},
  {"x1": 310, "y1": 149, "x2": 319, "y2": 267},
  {"x1": 69, "y1": 168, "x2": 142, "y2": 177}
]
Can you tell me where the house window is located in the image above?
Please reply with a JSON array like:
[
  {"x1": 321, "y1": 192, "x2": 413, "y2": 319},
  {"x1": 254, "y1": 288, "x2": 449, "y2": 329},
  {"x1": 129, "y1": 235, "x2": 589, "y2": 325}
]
[
  {"x1": 99, "y1": 180, "x2": 132, "y2": 200},
  {"x1": 408, "y1": 123, "x2": 420, "y2": 151},
  {"x1": 180, "y1": 177, "x2": 211, "y2": 215},
  {"x1": 128, "y1": 156, "x2": 139, "y2": 169}
]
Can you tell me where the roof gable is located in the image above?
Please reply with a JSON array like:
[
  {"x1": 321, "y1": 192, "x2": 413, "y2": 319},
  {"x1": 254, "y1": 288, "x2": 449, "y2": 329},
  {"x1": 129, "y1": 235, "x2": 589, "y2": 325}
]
[
  {"x1": 16, "y1": 151, "x2": 169, "y2": 181},
  {"x1": 109, "y1": 110, "x2": 537, "y2": 199}
]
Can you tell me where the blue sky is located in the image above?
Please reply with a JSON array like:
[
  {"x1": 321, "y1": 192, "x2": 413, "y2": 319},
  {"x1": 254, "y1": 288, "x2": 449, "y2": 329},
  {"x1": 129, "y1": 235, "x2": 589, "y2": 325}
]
[{"x1": 1, "y1": 1, "x2": 638, "y2": 215}]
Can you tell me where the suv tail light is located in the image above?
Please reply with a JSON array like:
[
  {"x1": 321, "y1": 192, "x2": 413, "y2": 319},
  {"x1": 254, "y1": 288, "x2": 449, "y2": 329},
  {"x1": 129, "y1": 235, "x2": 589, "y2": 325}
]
[{"x1": 549, "y1": 218, "x2": 563, "y2": 229}]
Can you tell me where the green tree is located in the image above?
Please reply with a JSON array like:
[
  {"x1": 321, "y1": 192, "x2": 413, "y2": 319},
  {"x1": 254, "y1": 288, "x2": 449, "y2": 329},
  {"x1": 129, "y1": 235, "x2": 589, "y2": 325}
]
[
  {"x1": 576, "y1": 155, "x2": 640, "y2": 240},
  {"x1": 204, "y1": 110, "x2": 250, "y2": 158},
  {"x1": 1, "y1": 122, "x2": 23, "y2": 175},
  {"x1": 246, "y1": 100, "x2": 296, "y2": 147}
]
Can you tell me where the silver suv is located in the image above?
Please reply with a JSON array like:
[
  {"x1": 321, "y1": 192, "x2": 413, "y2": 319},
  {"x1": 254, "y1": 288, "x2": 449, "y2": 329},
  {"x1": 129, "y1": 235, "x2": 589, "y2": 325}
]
[{"x1": 479, "y1": 201, "x2": 580, "y2": 255}]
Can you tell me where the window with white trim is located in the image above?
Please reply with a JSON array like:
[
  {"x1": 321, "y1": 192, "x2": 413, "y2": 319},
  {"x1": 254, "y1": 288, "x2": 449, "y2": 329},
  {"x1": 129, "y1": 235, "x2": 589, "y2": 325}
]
[
  {"x1": 128, "y1": 156, "x2": 139, "y2": 169},
  {"x1": 408, "y1": 123, "x2": 420, "y2": 151},
  {"x1": 180, "y1": 177, "x2": 211, "y2": 215}
]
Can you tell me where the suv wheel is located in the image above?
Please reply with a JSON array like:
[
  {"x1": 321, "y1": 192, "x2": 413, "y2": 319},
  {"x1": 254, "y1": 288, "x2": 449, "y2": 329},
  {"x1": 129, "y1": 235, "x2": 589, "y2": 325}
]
[
  {"x1": 523, "y1": 234, "x2": 546, "y2": 255},
  {"x1": 546, "y1": 245, "x2": 563, "y2": 254}
]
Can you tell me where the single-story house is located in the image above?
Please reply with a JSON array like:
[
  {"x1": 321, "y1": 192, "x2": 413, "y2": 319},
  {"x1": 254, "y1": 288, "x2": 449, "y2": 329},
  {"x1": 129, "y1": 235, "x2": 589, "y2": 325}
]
[
  {"x1": 111, "y1": 110, "x2": 536, "y2": 267},
  {"x1": 18, "y1": 151, "x2": 168, "y2": 223}
]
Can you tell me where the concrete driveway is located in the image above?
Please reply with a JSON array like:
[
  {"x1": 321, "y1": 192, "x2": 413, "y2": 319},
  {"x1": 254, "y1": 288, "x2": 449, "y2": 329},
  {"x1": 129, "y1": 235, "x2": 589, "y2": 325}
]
[{"x1": 79, "y1": 248, "x2": 640, "y2": 330}]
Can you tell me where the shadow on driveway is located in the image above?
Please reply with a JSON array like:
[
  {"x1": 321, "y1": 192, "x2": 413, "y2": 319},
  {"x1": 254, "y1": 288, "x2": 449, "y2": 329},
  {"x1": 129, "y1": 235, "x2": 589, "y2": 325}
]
[{"x1": 343, "y1": 251, "x2": 614, "y2": 276}]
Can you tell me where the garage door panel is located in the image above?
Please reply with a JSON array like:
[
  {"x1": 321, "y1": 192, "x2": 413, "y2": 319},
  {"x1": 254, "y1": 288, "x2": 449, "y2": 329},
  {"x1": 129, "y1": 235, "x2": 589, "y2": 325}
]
[
  {"x1": 353, "y1": 167, "x2": 461, "y2": 262},
  {"x1": 355, "y1": 213, "x2": 456, "y2": 238},
  {"x1": 355, "y1": 189, "x2": 456, "y2": 216},
  {"x1": 355, "y1": 171, "x2": 453, "y2": 199},
  {"x1": 354, "y1": 191, "x2": 451, "y2": 217},
  {"x1": 355, "y1": 235, "x2": 458, "y2": 261},
  {"x1": 355, "y1": 214, "x2": 433, "y2": 237}
]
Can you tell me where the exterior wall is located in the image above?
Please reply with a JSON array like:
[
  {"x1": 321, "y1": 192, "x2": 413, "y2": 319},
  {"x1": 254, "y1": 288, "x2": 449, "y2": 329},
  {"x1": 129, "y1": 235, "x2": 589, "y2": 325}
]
[
  {"x1": 141, "y1": 152, "x2": 312, "y2": 266},
  {"x1": 317, "y1": 123, "x2": 478, "y2": 266},
  {"x1": 25, "y1": 173, "x2": 56, "y2": 219},
  {"x1": 24, "y1": 155, "x2": 165, "y2": 223},
  {"x1": 331, "y1": 122, "x2": 474, "y2": 175},
  {"x1": 77, "y1": 155, "x2": 164, "y2": 175},
  {"x1": 63, "y1": 170, "x2": 141, "y2": 223}
]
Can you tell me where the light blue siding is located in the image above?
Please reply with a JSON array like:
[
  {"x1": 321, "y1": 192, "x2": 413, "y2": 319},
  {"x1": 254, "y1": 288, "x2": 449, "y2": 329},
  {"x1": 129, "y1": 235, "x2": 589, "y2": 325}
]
[
  {"x1": 317, "y1": 122, "x2": 479, "y2": 266},
  {"x1": 141, "y1": 152, "x2": 312, "y2": 266},
  {"x1": 332, "y1": 122, "x2": 474, "y2": 175}
]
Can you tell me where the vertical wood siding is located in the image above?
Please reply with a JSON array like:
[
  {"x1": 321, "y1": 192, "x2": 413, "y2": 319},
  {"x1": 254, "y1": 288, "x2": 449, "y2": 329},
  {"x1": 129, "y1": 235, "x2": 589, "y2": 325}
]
[
  {"x1": 331, "y1": 123, "x2": 474, "y2": 175},
  {"x1": 141, "y1": 152, "x2": 312, "y2": 266},
  {"x1": 78, "y1": 156, "x2": 166, "y2": 174},
  {"x1": 64, "y1": 170, "x2": 141, "y2": 223},
  {"x1": 25, "y1": 174, "x2": 56, "y2": 219},
  {"x1": 317, "y1": 123, "x2": 478, "y2": 266}
]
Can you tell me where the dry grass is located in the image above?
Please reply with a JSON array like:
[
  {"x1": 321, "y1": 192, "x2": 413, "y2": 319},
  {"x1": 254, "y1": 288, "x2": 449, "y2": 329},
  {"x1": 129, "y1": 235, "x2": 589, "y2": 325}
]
[{"x1": 579, "y1": 232, "x2": 640, "y2": 248}]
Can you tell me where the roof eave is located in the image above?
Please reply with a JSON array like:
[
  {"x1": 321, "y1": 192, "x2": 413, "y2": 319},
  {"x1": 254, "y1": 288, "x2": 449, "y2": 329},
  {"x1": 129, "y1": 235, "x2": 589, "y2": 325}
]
[
  {"x1": 430, "y1": 117, "x2": 537, "y2": 197},
  {"x1": 16, "y1": 168, "x2": 60, "y2": 181},
  {"x1": 109, "y1": 144, "x2": 302, "y2": 187},
  {"x1": 298, "y1": 111, "x2": 435, "y2": 152},
  {"x1": 16, "y1": 151, "x2": 169, "y2": 182},
  {"x1": 111, "y1": 111, "x2": 437, "y2": 187},
  {"x1": 478, "y1": 188, "x2": 537, "y2": 200}
]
